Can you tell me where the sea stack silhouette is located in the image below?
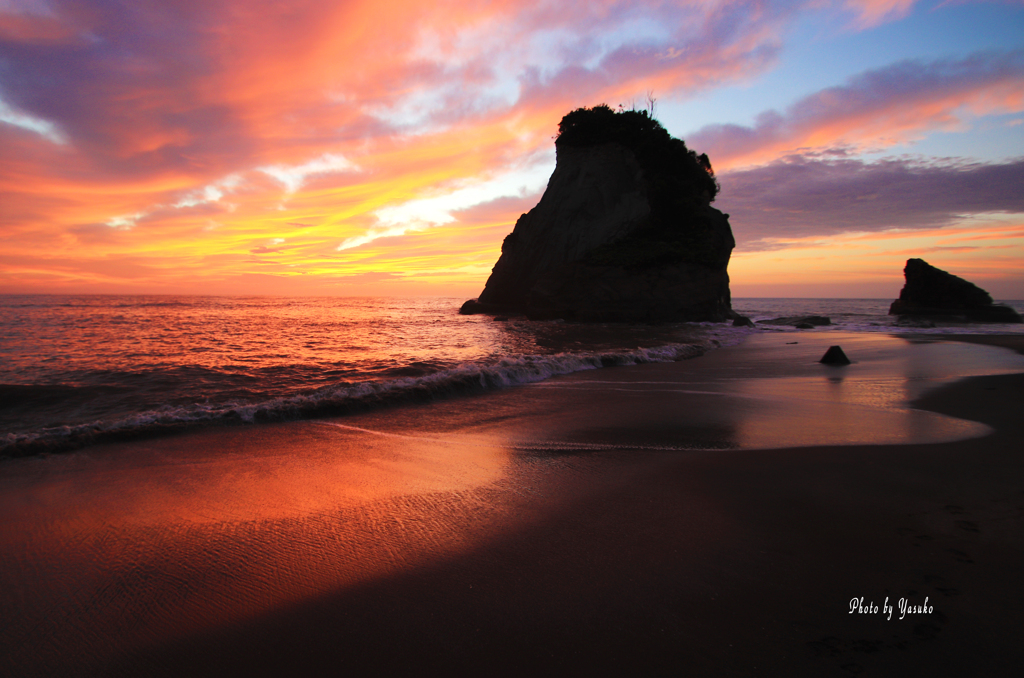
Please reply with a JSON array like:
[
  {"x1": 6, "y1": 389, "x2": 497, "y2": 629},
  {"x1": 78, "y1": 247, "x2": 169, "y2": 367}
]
[
  {"x1": 460, "y1": 105, "x2": 735, "y2": 322},
  {"x1": 889, "y1": 258, "x2": 1022, "y2": 323}
]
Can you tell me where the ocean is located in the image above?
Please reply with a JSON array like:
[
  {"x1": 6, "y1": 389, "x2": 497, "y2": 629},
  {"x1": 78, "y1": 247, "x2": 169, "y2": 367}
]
[{"x1": 2, "y1": 295, "x2": 1022, "y2": 456}]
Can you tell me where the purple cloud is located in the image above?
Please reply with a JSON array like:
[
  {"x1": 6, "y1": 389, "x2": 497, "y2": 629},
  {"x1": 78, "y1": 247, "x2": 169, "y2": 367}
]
[
  {"x1": 717, "y1": 155, "x2": 1024, "y2": 247},
  {"x1": 690, "y1": 50, "x2": 1024, "y2": 165}
]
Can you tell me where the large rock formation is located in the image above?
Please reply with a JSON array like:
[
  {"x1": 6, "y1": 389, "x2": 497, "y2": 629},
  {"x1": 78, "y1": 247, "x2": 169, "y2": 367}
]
[
  {"x1": 461, "y1": 105, "x2": 734, "y2": 322},
  {"x1": 889, "y1": 258, "x2": 1022, "y2": 323}
]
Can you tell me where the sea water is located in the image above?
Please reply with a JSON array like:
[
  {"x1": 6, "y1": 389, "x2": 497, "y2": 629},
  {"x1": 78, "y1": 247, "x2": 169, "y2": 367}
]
[{"x1": 2, "y1": 295, "x2": 1021, "y2": 455}]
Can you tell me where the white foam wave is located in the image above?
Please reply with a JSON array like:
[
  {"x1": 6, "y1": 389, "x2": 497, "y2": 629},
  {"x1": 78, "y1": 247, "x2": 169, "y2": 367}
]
[{"x1": 1, "y1": 342, "x2": 710, "y2": 456}]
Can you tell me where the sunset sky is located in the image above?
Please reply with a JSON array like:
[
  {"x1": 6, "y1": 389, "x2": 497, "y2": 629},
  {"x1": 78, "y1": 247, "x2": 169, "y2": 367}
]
[{"x1": 1, "y1": 0, "x2": 1022, "y2": 299}]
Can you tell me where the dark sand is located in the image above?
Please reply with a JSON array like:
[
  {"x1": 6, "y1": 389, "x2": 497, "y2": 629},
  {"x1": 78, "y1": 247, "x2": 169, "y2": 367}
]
[{"x1": 1, "y1": 333, "x2": 1023, "y2": 676}]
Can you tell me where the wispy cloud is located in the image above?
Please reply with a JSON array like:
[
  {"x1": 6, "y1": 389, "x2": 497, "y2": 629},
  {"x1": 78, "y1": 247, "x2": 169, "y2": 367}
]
[
  {"x1": 691, "y1": 50, "x2": 1024, "y2": 170},
  {"x1": 1, "y1": 0, "x2": 1021, "y2": 294},
  {"x1": 842, "y1": 0, "x2": 919, "y2": 28},
  {"x1": 337, "y1": 160, "x2": 552, "y2": 252},
  {"x1": 260, "y1": 154, "x2": 360, "y2": 195},
  {"x1": 0, "y1": 94, "x2": 64, "y2": 143},
  {"x1": 718, "y1": 155, "x2": 1024, "y2": 246},
  {"x1": 250, "y1": 240, "x2": 285, "y2": 255}
]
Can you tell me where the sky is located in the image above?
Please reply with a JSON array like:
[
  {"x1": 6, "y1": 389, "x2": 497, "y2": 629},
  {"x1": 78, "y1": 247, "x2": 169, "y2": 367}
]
[{"x1": 1, "y1": 0, "x2": 1022, "y2": 299}]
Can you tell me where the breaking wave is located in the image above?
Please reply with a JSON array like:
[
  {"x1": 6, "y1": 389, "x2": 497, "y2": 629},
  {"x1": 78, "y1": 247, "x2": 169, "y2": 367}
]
[{"x1": 1, "y1": 342, "x2": 708, "y2": 457}]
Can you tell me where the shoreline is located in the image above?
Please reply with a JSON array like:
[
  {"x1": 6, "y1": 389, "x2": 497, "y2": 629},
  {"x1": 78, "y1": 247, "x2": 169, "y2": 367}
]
[
  {"x1": 0, "y1": 339, "x2": 714, "y2": 459},
  {"x1": 1, "y1": 332, "x2": 1023, "y2": 676},
  {"x1": 6, "y1": 329, "x2": 1023, "y2": 461},
  {"x1": 918, "y1": 333, "x2": 1024, "y2": 356}
]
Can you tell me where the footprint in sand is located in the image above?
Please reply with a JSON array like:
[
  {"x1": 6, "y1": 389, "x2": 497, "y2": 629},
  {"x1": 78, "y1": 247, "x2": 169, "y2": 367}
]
[
  {"x1": 922, "y1": 574, "x2": 960, "y2": 596},
  {"x1": 896, "y1": 527, "x2": 934, "y2": 546},
  {"x1": 948, "y1": 548, "x2": 974, "y2": 563}
]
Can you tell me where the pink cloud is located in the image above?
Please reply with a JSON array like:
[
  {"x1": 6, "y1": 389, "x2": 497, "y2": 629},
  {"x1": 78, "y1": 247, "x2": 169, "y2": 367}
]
[
  {"x1": 717, "y1": 156, "x2": 1024, "y2": 247},
  {"x1": 690, "y1": 51, "x2": 1024, "y2": 170},
  {"x1": 843, "y1": 0, "x2": 918, "y2": 28},
  {"x1": 0, "y1": 1, "x2": 790, "y2": 192},
  {"x1": 1, "y1": 0, "x2": 1020, "y2": 295}
]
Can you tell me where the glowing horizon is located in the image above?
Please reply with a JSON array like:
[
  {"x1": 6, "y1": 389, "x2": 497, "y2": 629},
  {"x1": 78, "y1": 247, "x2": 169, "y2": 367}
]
[{"x1": 1, "y1": 0, "x2": 1022, "y2": 299}]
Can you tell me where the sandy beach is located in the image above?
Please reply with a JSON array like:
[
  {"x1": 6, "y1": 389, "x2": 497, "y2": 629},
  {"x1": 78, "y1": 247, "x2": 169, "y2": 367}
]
[{"x1": 2, "y1": 332, "x2": 1023, "y2": 677}]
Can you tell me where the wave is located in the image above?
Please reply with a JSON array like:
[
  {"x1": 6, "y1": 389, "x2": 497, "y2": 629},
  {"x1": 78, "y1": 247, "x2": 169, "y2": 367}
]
[{"x1": 0, "y1": 342, "x2": 709, "y2": 458}]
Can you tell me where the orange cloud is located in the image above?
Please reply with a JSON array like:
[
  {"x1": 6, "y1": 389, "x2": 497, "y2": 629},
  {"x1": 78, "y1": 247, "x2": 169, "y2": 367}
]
[
  {"x1": 692, "y1": 52, "x2": 1024, "y2": 171},
  {"x1": 1, "y1": 1, "x2": 1022, "y2": 297}
]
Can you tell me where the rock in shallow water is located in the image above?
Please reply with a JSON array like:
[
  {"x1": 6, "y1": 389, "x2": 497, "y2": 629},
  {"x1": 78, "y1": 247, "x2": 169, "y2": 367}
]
[
  {"x1": 889, "y1": 258, "x2": 1022, "y2": 323},
  {"x1": 461, "y1": 105, "x2": 734, "y2": 322},
  {"x1": 819, "y1": 345, "x2": 851, "y2": 365},
  {"x1": 759, "y1": 315, "x2": 831, "y2": 327}
]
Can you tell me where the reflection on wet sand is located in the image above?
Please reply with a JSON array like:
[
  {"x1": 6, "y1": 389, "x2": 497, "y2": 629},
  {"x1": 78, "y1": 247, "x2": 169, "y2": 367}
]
[
  {"x1": 728, "y1": 333, "x2": 1022, "y2": 448},
  {"x1": 0, "y1": 423, "x2": 513, "y2": 676},
  {"x1": 2, "y1": 333, "x2": 1023, "y2": 676},
  {"x1": 528, "y1": 333, "x2": 1018, "y2": 451}
]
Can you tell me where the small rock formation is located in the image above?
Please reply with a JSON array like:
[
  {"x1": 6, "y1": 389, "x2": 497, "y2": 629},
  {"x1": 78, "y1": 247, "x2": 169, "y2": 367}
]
[
  {"x1": 819, "y1": 346, "x2": 851, "y2": 365},
  {"x1": 889, "y1": 259, "x2": 1022, "y2": 323},
  {"x1": 732, "y1": 315, "x2": 755, "y2": 327},
  {"x1": 460, "y1": 105, "x2": 734, "y2": 322},
  {"x1": 759, "y1": 315, "x2": 831, "y2": 328}
]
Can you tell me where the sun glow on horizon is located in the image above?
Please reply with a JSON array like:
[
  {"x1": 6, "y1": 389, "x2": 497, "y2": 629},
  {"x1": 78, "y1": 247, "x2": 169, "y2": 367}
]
[{"x1": 1, "y1": 0, "x2": 1022, "y2": 298}]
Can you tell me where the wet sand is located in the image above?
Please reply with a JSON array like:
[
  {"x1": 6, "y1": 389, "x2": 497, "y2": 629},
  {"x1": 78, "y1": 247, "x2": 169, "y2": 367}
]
[{"x1": 1, "y1": 333, "x2": 1023, "y2": 676}]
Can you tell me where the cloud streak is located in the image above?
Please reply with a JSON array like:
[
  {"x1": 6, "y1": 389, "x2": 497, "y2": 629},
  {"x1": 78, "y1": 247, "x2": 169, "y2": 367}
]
[
  {"x1": 1, "y1": 0, "x2": 797, "y2": 290},
  {"x1": 843, "y1": 0, "x2": 918, "y2": 28},
  {"x1": 1, "y1": 0, "x2": 1022, "y2": 295},
  {"x1": 690, "y1": 50, "x2": 1024, "y2": 170},
  {"x1": 718, "y1": 155, "x2": 1024, "y2": 246}
]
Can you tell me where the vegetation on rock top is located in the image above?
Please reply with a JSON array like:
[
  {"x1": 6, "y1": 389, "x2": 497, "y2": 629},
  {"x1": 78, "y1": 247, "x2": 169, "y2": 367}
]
[
  {"x1": 556, "y1": 105, "x2": 726, "y2": 270},
  {"x1": 556, "y1": 104, "x2": 718, "y2": 201}
]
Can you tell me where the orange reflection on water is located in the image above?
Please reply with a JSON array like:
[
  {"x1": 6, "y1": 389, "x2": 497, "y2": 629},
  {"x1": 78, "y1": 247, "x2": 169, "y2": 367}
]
[
  {"x1": 727, "y1": 333, "x2": 1024, "y2": 449},
  {"x1": 732, "y1": 375, "x2": 989, "y2": 449}
]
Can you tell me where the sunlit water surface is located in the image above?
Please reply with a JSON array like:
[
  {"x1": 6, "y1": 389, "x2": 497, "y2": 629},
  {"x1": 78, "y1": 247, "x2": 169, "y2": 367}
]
[
  {"x1": 1, "y1": 295, "x2": 731, "y2": 453},
  {"x1": 3, "y1": 296, "x2": 1020, "y2": 456}
]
